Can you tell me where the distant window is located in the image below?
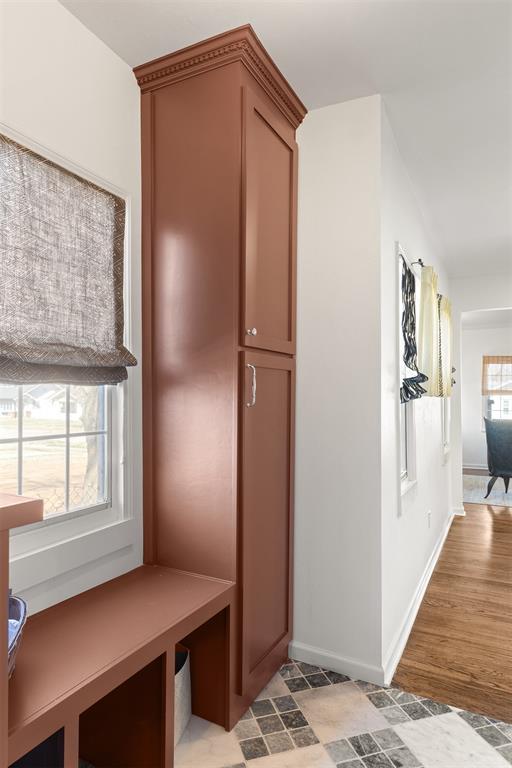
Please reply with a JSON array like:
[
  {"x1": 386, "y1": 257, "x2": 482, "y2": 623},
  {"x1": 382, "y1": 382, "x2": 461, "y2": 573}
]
[
  {"x1": 0, "y1": 385, "x2": 110, "y2": 518},
  {"x1": 482, "y1": 355, "x2": 512, "y2": 424}
]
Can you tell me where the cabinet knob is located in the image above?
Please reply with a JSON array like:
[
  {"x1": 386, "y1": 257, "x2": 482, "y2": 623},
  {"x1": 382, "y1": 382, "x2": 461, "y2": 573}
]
[{"x1": 246, "y1": 327, "x2": 258, "y2": 336}]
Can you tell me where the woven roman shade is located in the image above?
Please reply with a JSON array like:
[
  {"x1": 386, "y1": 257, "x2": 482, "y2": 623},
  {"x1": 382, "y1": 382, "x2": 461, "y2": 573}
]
[
  {"x1": 0, "y1": 134, "x2": 136, "y2": 384},
  {"x1": 482, "y1": 356, "x2": 512, "y2": 396}
]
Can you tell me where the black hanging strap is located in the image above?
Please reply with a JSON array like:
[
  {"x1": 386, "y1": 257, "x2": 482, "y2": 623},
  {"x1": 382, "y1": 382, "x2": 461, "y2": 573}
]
[{"x1": 400, "y1": 257, "x2": 428, "y2": 403}]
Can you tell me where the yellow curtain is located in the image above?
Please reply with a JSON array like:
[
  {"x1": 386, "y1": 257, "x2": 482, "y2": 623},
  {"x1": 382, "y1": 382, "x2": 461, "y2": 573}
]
[
  {"x1": 439, "y1": 295, "x2": 452, "y2": 397},
  {"x1": 418, "y1": 267, "x2": 439, "y2": 396},
  {"x1": 418, "y1": 266, "x2": 452, "y2": 397}
]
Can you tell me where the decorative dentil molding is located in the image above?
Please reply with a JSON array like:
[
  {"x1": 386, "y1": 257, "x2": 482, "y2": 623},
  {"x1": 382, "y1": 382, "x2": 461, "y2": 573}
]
[{"x1": 134, "y1": 27, "x2": 307, "y2": 128}]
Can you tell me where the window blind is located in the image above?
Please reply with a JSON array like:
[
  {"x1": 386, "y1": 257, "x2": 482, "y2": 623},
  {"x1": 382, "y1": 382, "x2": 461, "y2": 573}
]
[
  {"x1": 482, "y1": 356, "x2": 512, "y2": 396},
  {"x1": 0, "y1": 133, "x2": 136, "y2": 385}
]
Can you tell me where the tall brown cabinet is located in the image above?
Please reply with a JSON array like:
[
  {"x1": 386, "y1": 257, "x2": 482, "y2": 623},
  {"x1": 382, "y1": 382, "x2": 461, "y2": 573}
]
[{"x1": 135, "y1": 25, "x2": 306, "y2": 727}]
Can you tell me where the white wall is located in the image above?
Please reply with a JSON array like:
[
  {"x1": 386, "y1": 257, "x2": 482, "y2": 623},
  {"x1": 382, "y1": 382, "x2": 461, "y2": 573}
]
[
  {"x1": 380, "y1": 109, "x2": 452, "y2": 676},
  {"x1": 462, "y1": 325, "x2": 512, "y2": 469},
  {"x1": 294, "y1": 95, "x2": 453, "y2": 683},
  {"x1": 293, "y1": 96, "x2": 383, "y2": 679},
  {"x1": 0, "y1": 1, "x2": 142, "y2": 611},
  {"x1": 450, "y1": 274, "x2": 512, "y2": 512}
]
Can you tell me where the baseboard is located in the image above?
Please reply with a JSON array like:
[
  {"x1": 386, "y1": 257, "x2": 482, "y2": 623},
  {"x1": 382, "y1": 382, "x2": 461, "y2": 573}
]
[
  {"x1": 289, "y1": 640, "x2": 386, "y2": 686},
  {"x1": 382, "y1": 511, "x2": 454, "y2": 685},
  {"x1": 463, "y1": 465, "x2": 487, "y2": 474},
  {"x1": 453, "y1": 505, "x2": 466, "y2": 516}
]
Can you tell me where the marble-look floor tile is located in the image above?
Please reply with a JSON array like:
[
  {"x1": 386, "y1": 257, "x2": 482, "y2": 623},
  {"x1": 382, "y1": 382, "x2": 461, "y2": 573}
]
[
  {"x1": 290, "y1": 725, "x2": 319, "y2": 748},
  {"x1": 386, "y1": 745, "x2": 421, "y2": 768},
  {"x1": 280, "y1": 663, "x2": 301, "y2": 679},
  {"x1": 240, "y1": 736, "x2": 269, "y2": 760},
  {"x1": 420, "y1": 699, "x2": 451, "y2": 716},
  {"x1": 476, "y1": 724, "x2": 511, "y2": 747},
  {"x1": 395, "y1": 712, "x2": 511, "y2": 768},
  {"x1": 368, "y1": 691, "x2": 395, "y2": 709},
  {"x1": 356, "y1": 681, "x2": 384, "y2": 693},
  {"x1": 382, "y1": 706, "x2": 412, "y2": 726},
  {"x1": 456, "y1": 710, "x2": 490, "y2": 728},
  {"x1": 362, "y1": 754, "x2": 394, "y2": 767},
  {"x1": 324, "y1": 737, "x2": 358, "y2": 763},
  {"x1": 221, "y1": 764, "x2": 246, "y2": 768},
  {"x1": 247, "y1": 743, "x2": 333, "y2": 767},
  {"x1": 400, "y1": 702, "x2": 431, "y2": 721},
  {"x1": 235, "y1": 719, "x2": 261, "y2": 740},
  {"x1": 325, "y1": 670, "x2": 351, "y2": 685},
  {"x1": 371, "y1": 728, "x2": 404, "y2": 750},
  {"x1": 252, "y1": 699, "x2": 276, "y2": 717},
  {"x1": 294, "y1": 681, "x2": 389, "y2": 742},
  {"x1": 174, "y1": 715, "x2": 244, "y2": 768},
  {"x1": 274, "y1": 695, "x2": 298, "y2": 713},
  {"x1": 265, "y1": 731, "x2": 295, "y2": 754},
  {"x1": 286, "y1": 676, "x2": 311, "y2": 693},
  {"x1": 280, "y1": 710, "x2": 308, "y2": 730},
  {"x1": 306, "y1": 672, "x2": 332, "y2": 688},
  {"x1": 257, "y1": 714, "x2": 284, "y2": 735},
  {"x1": 256, "y1": 672, "x2": 292, "y2": 700},
  {"x1": 349, "y1": 732, "x2": 381, "y2": 756},
  {"x1": 297, "y1": 661, "x2": 322, "y2": 675},
  {"x1": 388, "y1": 689, "x2": 418, "y2": 706},
  {"x1": 497, "y1": 744, "x2": 512, "y2": 765}
]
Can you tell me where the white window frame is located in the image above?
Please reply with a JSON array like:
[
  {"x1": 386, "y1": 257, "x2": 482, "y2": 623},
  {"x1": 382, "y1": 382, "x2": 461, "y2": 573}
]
[
  {"x1": 1, "y1": 384, "x2": 113, "y2": 522},
  {"x1": 396, "y1": 243, "x2": 418, "y2": 505},
  {"x1": 3, "y1": 123, "x2": 142, "y2": 613}
]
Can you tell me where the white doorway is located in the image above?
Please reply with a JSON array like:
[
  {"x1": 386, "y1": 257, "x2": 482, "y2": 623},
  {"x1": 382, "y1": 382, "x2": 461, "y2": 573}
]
[{"x1": 461, "y1": 307, "x2": 512, "y2": 506}]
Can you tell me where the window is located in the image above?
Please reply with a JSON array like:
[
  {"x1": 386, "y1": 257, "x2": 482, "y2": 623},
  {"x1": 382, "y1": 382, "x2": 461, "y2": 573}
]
[
  {"x1": 0, "y1": 131, "x2": 135, "y2": 524},
  {"x1": 0, "y1": 128, "x2": 140, "y2": 613},
  {"x1": 483, "y1": 395, "x2": 512, "y2": 421},
  {"x1": 482, "y1": 356, "x2": 512, "y2": 424},
  {"x1": 0, "y1": 384, "x2": 110, "y2": 519}
]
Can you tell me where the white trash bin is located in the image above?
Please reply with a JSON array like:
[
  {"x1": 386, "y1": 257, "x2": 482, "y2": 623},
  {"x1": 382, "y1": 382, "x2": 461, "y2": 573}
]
[{"x1": 175, "y1": 644, "x2": 191, "y2": 746}]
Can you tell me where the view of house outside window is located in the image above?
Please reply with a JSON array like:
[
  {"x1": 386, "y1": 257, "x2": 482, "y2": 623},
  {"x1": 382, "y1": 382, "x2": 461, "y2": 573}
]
[{"x1": 0, "y1": 384, "x2": 110, "y2": 518}]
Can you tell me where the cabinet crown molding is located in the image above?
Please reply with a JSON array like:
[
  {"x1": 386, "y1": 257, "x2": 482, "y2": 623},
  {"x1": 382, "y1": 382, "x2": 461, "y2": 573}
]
[{"x1": 133, "y1": 24, "x2": 307, "y2": 128}]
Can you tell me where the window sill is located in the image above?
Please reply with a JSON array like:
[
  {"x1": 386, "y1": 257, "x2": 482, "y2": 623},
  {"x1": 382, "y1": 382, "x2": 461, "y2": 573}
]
[{"x1": 10, "y1": 516, "x2": 140, "y2": 613}]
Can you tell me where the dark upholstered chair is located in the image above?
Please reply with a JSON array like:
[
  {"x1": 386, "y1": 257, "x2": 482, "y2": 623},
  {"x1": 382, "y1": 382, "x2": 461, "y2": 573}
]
[{"x1": 484, "y1": 418, "x2": 512, "y2": 498}]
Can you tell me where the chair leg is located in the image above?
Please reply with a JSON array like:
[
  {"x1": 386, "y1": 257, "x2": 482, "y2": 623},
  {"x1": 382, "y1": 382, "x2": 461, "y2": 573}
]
[
  {"x1": 485, "y1": 476, "x2": 498, "y2": 499},
  {"x1": 505, "y1": 477, "x2": 510, "y2": 493}
]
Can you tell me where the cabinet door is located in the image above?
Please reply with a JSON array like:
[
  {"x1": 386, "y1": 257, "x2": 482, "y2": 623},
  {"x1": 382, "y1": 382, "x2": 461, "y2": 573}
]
[
  {"x1": 240, "y1": 351, "x2": 295, "y2": 694},
  {"x1": 242, "y1": 89, "x2": 298, "y2": 355}
]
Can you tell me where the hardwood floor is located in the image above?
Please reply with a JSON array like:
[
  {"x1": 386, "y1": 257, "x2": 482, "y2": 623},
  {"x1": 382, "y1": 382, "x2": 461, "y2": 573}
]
[{"x1": 393, "y1": 502, "x2": 512, "y2": 722}]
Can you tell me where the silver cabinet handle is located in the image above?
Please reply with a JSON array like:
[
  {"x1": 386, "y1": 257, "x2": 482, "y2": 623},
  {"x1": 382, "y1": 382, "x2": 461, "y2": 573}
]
[
  {"x1": 246, "y1": 327, "x2": 258, "y2": 336},
  {"x1": 246, "y1": 363, "x2": 257, "y2": 408}
]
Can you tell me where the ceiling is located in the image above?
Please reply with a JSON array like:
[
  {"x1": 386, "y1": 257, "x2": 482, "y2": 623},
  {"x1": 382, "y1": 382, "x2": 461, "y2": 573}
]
[
  {"x1": 60, "y1": 0, "x2": 512, "y2": 279},
  {"x1": 462, "y1": 307, "x2": 512, "y2": 330}
]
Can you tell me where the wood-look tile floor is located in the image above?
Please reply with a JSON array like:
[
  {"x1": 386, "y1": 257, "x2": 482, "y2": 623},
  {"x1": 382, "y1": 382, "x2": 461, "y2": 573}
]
[{"x1": 394, "y1": 503, "x2": 512, "y2": 723}]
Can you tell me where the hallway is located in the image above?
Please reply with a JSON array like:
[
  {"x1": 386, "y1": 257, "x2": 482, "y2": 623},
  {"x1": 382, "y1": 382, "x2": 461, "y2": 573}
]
[{"x1": 394, "y1": 504, "x2": 512, "y2": 722}]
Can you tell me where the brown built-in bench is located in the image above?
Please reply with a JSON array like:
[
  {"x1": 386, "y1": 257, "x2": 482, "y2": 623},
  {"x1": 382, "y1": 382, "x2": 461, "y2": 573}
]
[{"x1": 1, "y1": 495, "x2": 235, "y2": 768}]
